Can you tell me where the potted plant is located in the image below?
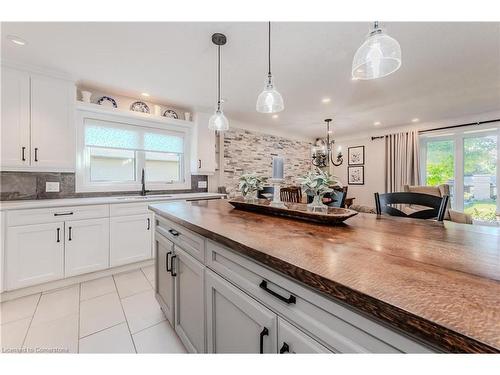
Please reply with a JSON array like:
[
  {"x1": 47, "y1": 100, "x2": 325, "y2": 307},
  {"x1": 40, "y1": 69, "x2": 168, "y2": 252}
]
[
  {"x1": 239, "y1": 173, "x2": 267, "y2": 201},
  {"x1": 299, "y1": 169, "x2": 340, "y2": 213}
]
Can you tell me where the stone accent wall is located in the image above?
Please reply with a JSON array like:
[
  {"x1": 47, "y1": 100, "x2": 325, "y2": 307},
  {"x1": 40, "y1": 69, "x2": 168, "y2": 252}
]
[
  {"x1": 223, "y1": 128, "x2": 312, "y2": 195},
  {"x1": 0, "y1": 172, "x2": 208, "y2": 201}
]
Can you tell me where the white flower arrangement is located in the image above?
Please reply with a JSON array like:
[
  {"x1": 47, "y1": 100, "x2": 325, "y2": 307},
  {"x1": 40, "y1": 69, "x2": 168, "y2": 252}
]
[
  {"x1": 238, "y1": 173, "x2": 267, "y2": 197},
  {"x1": 298, "y1": 169, "x2": 340, "y2": 197}
]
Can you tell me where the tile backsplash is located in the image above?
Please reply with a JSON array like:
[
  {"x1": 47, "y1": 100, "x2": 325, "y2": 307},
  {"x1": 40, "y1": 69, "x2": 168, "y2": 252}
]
[{"x1": 0, "y1": 172, "x2": 208, "y2": 201}]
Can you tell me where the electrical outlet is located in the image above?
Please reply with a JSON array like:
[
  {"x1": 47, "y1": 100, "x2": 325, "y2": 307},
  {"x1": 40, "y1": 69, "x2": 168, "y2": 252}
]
[
  {"x1": 198, "y1": 181, "x2": 208, "y2": 189},
  {"x1": 46, "y1": 182, "x2": 60, "y2": 193}
]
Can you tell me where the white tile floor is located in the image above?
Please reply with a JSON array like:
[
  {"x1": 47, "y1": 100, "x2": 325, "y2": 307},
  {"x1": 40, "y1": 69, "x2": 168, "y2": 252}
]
[{"x1": 0, "y1": 265, "x2": 186, "y2": 354}]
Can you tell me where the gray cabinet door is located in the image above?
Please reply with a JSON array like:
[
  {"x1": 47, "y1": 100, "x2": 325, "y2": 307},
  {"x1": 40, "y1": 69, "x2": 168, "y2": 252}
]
[
  {"x1": 174, "y1": 246, "x2": 205, "y2": 353},
  {"x1": 277, "y1": 317, "x2": 333, "y2": 354},
  {"x1": 155, "y1": 234, "x2": 174, "y2": 325},
  {"x1": 205, "y1": 269, "x2": 277, "y2": 353}
]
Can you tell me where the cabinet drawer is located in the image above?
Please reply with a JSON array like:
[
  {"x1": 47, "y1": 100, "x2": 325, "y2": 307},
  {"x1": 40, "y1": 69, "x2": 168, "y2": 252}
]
[
  {"x1": 110, "y1": 202, "x2": 149, "y2": 217},
  {"x1": 278, "y1": 317, "x2": 333, "y2": 354},
  {"x1": 206, "y1": 240, "x2": 434, "y2": 353},
  {"x1": 7, "y1": 204, "x2": 109, "y2": 226},
  {"x1": 155, "y1": 216, "x2": 205, "y2": 263}
]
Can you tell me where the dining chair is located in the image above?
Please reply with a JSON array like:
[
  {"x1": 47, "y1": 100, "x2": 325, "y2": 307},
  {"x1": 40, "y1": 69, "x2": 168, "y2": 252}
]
[
  {"x1": 307, "y1": 186, "x2": 348, "y2": 207},
  {"x1": 280, "y1": 187, "x2": 302, "y2": 203},
  {"x1": 374, "y1": 192, "x2": 449, "y2": 221}
]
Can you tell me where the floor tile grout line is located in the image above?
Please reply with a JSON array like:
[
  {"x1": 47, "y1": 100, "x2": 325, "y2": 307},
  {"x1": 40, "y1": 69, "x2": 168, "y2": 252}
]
[
  {"x1": 140, "y1": 267, "x2": 155, "y2": 289},
  {"x1": 78, "y1": 321, "x2": 127, "y2": 340},
  {"x1": 130, "y1": 318, "x2": 167, "y2": 337},
  {"x1": 112, "y1": 274, "x2": 137, "y2": 354},
  {"x1": 80, "y1": 289, "x2": 118, "y2": 303},
  {"x1": 77, "y1": 283, "x2": 81, "y2": 353},
  {"x1": 20, "y1": 292, "x2": 42, "y2": 349}
]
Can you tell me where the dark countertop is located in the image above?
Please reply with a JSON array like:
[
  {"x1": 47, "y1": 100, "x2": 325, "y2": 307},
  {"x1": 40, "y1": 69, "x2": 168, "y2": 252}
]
[{"x1": 149, "y1": 200, "x2": 500, "y2": 353}]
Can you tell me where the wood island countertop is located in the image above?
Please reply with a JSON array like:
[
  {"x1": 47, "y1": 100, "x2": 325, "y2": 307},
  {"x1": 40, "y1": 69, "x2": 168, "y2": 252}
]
[{"x1": 149, "y1": 200, "x2": 500, "y2": 353}]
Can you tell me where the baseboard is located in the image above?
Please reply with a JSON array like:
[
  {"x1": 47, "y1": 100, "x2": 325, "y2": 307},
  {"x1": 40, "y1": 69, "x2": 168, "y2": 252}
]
[{"x1": 0, "y1": 259, "x2": 154, "y2": 302}]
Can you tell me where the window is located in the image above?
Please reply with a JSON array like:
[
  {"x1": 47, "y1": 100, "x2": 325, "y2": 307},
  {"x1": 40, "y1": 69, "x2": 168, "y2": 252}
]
[
  {"x1": 421, "y1": 125, "x2": 499, "y2": 221},
  {"x1": 76, "y1": 111, "x2": 191, "y2": 192}
]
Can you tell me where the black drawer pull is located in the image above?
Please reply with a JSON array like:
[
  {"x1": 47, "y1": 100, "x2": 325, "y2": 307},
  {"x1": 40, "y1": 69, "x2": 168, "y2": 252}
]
[
  {"x1": 68, "y1": 226, "x2": 72, "y2": 241},
  {"x1": 166, "y1": 251, "x2": 172, "y2": 272},
  {"x1": 170, "y1": 255, "x2": 177, "y2": 277},
  {"x1": 168, "y1": 229, "x2": 180, "y2": 237},
  {"x1": 147, "y1": 218, "x2": 151, "y2": 230},
  {"x1": 34, "y1": 147, "x2": 38, "y2": 162},
  {"x1": 259, "y1": 327, "x2": 269, "y2": 354},
  {"x1": 22, "y1": 146, "x2": 26, "y2": 161},
  {"x1": 279, "y1": 342, "x2": 290, "y2": 354},
  {"x1": 56, "y1": 227, "x2": 61, "y2": 243},
  {"x1": 259, "y1": 280, "x2": 296, "y2": 304},
  {"x1": 54, "y1": 212, "x2": 73, "y2": 216}
]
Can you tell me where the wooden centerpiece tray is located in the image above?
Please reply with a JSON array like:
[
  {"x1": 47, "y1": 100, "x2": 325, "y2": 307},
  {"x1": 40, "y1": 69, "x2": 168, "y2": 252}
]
[{"x1": 228, "y1": 197, "x2": 358, "y2": 224}]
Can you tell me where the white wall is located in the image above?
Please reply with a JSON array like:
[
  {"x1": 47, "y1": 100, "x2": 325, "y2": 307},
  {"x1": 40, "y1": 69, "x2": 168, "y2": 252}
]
[{"x1": 331, "y1": 110, "x2": 500, "y2": 207}]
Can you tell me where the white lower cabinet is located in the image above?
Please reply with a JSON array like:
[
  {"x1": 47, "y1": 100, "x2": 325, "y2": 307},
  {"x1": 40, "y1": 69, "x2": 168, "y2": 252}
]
[
  {"x1": 155, "y1": 234, "x2": 175, "y2": 325},
  {"x1": 64, "y1": 218, "x2": 110, "y2": 277},
  {"x1": 110, "y1": 213, "x2": 153, "y2": 267},
  {"x1": 173, "y1": 246, "x2": 205, "y2": 353},
  {"x1": 277, "y1": 317, "x2": 332, "y2": 354},
  {"x1": 205, "y1": 268, "x2": 277, "y2": 353},
  {"x1": 6, "y1": 222, "x2": 64, "y2": 290}
]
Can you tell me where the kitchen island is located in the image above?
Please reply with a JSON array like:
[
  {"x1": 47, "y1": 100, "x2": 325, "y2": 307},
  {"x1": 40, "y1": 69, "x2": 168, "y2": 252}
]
[{"x1": 149, "y1": 199, "x2": 500, "y2": 353}]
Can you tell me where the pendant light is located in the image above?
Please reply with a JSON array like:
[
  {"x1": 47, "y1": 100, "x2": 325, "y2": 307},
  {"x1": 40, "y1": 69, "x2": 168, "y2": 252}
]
[
  {"x1": 208, "y1": 33, "x2": 229, "y2": 131},
  {"x1": 352, "y1": 22, "x2": 401, "y2": 80},
  {"x1": 256, "y1": 22, "x2": 284, "y2": 113}
]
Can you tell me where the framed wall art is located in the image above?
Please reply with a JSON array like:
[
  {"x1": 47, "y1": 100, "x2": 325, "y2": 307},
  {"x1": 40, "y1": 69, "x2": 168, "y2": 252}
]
[
  {"x1": 348, "y1": 146, "x2": 365, "y2": 165},
  {"x1": 348, "y1": 166, "x2": 364, "y2": 185}
]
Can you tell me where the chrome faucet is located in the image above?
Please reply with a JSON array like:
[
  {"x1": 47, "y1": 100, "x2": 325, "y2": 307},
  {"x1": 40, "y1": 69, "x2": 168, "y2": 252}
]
[{"x1": 141, "y1": 169, "x2": 151, "y2": 196}]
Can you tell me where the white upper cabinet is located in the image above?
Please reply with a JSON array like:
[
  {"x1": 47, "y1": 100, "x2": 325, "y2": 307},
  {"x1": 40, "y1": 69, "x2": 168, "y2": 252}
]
[
  {"x1": 30, "y1": 73, "x2": 75, "y2": 171},
  {"x1": 1, "y1": 66, "x2": 31, "y2": 168},
  {"x1": 191, "y1": 112, "x2": 216, "y2": 175},
  {"x1": 0, "y1": 65, "x2": 75, "y2": 172}
]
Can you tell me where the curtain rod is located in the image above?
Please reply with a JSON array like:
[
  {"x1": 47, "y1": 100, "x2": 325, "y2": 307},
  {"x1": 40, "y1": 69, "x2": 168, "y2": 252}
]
[{"x1": 370, "y1": 119, "x2": 500, "y2": 140}]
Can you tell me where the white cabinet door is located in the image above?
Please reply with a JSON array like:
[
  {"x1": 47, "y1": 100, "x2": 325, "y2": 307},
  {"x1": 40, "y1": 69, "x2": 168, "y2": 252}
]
[
  {"x1": 6, "y1": 222, "x2": 64, "y2": 290},
  {"x1": 155, "y1": 233, "x2": 175, "y2": 325},
  {"x1": 110, "y1": 213, "x2": 152, "y2": 267},
  {"x1": 192, "y1": 112, "x2": 216, "y2": 175},
  {"x1": 1, "y1": 66, "x2": 31, "y2": 168},
  {"x1": 173, "y1": 246, "x2": 205, "y2": 353},
  {"x1": 277, "y1": 317, "x2": 333, "y2": 354},
  {"x1": 64, "y1": 218, "x2": 109, "y2": 277},
  {"x1": 205, "y1": 269, "x2": 277, "y2": 353},
  {"x1": 30, "y1": 73, "x2": 75, "y2": 171}
]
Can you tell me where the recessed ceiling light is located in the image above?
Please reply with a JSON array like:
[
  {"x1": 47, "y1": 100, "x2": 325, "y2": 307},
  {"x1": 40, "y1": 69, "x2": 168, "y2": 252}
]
[
  {"x1": 7, "y1": 35, "x2": 27, "y2": 46},
  {"x1": 374, "y1": 121, "x2": 381, "y2": 126},
  {"x1": 141, "y1": 92, "x2": 150, "y2": 97},
  {"x1": 272, "y1": 114, "x2": 279, "y2": 119},
  {"x1": 321, "y1": 98, "x2": 331, "y2": 103},
  {"x1": 411, "y1": 118, "x2": 420, "y2": 123}
]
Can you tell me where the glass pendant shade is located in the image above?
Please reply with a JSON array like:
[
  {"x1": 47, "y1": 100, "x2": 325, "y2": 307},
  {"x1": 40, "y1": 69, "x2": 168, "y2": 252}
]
[
  {"x1": 208, "y1": 109, "x2": 229, "y2": 131},
  {"x1": 256, "y1": 75, "x2": 284, "y2": 113},
  {"x1": 352, "y1": 26, "x2": 401, "y2": 80}
]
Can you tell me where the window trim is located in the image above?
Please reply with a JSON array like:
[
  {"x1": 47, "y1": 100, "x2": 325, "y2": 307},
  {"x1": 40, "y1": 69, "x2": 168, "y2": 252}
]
[
  {"x1": 420, "y1": 123, "x2": 500, "y2": 214},
  {"x1": 76, "y1": 107, "x2": 192, "y2": 193}
]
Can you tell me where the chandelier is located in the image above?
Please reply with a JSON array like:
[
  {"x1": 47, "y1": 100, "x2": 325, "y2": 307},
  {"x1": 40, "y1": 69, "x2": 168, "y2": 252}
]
[{"x1": 311, "y1": 119, "x2": 343, "y2": 167}]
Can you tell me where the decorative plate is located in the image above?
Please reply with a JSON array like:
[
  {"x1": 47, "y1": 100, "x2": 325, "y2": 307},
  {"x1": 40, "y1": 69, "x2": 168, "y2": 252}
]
[
  {"x1": 97, "y1": 96, "x2": 117, "y2": 108},
  {"x1": 130, "y1": 101, "x2": 150, "y2": 113},
  {"x1": 162, "y1": 109, "x2": 179, "y2": 119}
]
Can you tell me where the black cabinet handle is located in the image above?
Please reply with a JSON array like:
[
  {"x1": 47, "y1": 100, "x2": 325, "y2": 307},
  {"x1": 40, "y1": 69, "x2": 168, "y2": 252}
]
[
  {"x1": 198, "y1": 159, "x2": 201, "y2": 169},
  {"x1": 170, "y1": 255, "x2": 177, "y2": 277},
  {"x1": 22, "y1": 146, "x2": 26, "y2": 161},
  {"x1": 68, "y1": 226, "x2": 72, "y2": 241},
  {"x1": 166, "y1": 251, "x2": 172, "y2": 272},
  {"x1": 279, "y1": 342, "x2": 290, "y2": 354},
  {"x1": 56, "y1": 227, "x2": 61, "y2": 243},
  {"x1": 259, "y1": 327, "x2": 269, "y2": 354},
  {"x1": 34, "y1": 147, "x2": 38, "y2": 162},
  {"x1": 259, "y1": 280, "x2": 296, "y2": 304},
  {"x1": 168, "y1": 229, "x2": 180, "y2": 237},
  {"x1": 147, "y1": 218, "x2": 151, "y2": 230},
  {"x1": 54, "y1": 212, "x2": 73, "y2": 216}
]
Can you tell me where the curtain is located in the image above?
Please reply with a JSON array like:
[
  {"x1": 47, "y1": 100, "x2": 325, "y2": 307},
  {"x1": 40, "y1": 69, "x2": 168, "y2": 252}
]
[{"x1": 385, "y1": 130, "x2": 421, "y2": 193}]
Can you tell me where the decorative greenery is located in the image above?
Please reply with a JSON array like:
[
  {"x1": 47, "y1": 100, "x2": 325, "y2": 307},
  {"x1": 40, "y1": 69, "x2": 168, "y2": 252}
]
[
  {"x1": 238, "y1": 173, "x2": 267, "y2": 196},
  {"x1": 298, "y1": 169, "x2": 340, "y2": 197}
]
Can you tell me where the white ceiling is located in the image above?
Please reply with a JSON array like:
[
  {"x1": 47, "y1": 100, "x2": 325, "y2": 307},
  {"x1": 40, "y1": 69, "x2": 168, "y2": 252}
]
[{"x1": 2, "y1": 22, "x2": 499, "y2": 139}]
